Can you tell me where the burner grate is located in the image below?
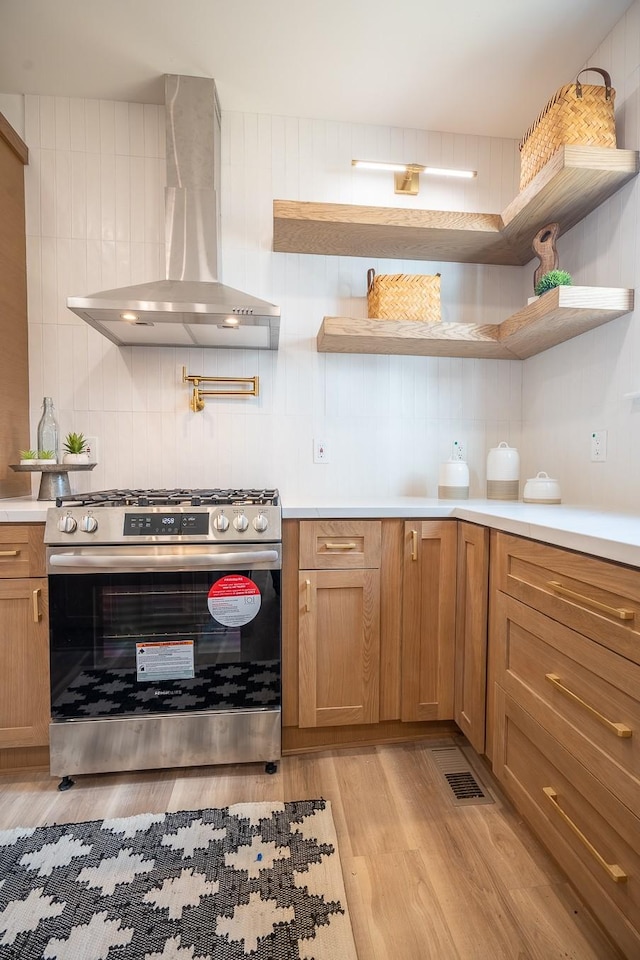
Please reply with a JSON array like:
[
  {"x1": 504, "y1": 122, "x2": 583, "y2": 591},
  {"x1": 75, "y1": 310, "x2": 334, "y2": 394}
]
[{"x1": 55, "y1": 488, "x2": 280, "y2": 508}]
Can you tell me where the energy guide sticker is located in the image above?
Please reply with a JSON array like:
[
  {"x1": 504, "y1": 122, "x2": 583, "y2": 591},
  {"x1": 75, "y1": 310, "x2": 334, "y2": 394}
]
[{"x1": 208, "y1": 574, "x2": 261, "y2": 626}]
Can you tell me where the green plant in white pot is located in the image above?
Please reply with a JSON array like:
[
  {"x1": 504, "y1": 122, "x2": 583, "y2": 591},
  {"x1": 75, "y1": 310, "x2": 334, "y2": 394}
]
[
  {"x1": 62, "y1": 432, "x2": 89, "y2": 464},
  {"x1": 19, "y1": 449, "x2": 37, "y2": 465},
  {"x1": 37, "y1": 449, "x2": 57, "y2": 464},
  {"x1": 534, "y1": 269, "x2": 573, "y2": 297}
]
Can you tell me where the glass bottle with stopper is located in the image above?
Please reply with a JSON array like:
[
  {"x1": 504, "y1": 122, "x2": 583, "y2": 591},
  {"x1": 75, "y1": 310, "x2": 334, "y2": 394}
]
[{"x1": 36, "y1": 396, "x2": 59, "y2": 462}]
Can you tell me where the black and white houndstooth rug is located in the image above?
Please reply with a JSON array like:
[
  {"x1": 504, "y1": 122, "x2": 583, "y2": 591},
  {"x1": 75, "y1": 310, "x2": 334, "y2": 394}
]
[{"x1": 0, "y1": 799, "x2": 358, "y2": 960}]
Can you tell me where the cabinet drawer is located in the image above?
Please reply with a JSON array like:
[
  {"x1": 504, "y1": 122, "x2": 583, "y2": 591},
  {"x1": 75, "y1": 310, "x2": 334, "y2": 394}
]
[
  {"x1": 495, "y1": 592, "x2": 639, "y2": 816},
  {"x1": 494, "y1": 688, "x2": 640, "y2": 958},
  {"x1": 494, "y1": 532, "x2": 640, "y2": 665},
  {"x1": 299, "y1": 521, "x2": 381, "y2": 569},
  {"x1": 0, "y1": 525, "x2": 45, "y2": 578}
]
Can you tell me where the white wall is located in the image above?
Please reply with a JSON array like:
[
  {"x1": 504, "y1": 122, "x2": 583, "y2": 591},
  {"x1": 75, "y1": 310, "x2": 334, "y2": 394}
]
[
  {"x1": 522, "y1": 1, "x2": 640, "y2": 509},
  {"x1": 17, "y1": 92, "x2": 526, "y2": 501},
  {"x1": 0, "y1": 93, "x2": 24, "y2": 136}
]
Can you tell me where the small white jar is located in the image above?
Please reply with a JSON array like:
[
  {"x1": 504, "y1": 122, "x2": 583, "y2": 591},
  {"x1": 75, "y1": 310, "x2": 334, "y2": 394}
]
[{"x1": 523, "y1": 471, "x2": 561, "y2": 503}]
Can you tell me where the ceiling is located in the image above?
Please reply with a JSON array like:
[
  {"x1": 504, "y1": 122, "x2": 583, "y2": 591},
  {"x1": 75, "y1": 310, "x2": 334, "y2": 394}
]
[{"x1": 0, "y1": 0, "x2": 633, "y2": 139}]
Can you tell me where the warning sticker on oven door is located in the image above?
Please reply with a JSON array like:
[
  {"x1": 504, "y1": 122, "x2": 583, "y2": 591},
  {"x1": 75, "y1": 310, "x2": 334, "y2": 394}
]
[
  {"x1": 208, "y1": 574, "x2": 261, "y2": 626},
  {"x1": 136, "y1": 640, "x2": 195, "y2": 681}
]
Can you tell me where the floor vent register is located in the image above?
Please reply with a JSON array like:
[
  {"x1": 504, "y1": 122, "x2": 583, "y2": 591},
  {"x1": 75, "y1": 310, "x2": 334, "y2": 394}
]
[{"x1": 429, "y1": 745, "x2": 495, "y2": 806}]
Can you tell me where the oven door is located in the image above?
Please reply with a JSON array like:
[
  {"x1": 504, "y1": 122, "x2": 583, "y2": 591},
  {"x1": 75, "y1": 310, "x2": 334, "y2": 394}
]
[{"x1": 47, "y1": 543, "x2": 281, "y2": 721}]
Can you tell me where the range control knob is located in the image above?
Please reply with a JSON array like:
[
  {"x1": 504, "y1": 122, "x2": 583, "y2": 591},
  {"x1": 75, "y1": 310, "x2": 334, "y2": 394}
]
[
  {"x1": 233, "y1": 513, "x2": 249, "y2": 532},
  {"x1": 57, "y1": 514, "x2": 77, "y2": 534},
  {"x1": 213, "y1": 513, "x2": 230, "y2": 532},
  {"x1": 80, "y1": 514, "x2": 98, "y2": 533},
  {"x1": 252, "y1": 513, "x2": 269, "y2": 533}
]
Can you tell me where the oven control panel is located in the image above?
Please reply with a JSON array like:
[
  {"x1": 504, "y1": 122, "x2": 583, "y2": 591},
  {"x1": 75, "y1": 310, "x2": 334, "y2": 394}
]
[
  {"x1": 123, "y1": 512, "x2": 210, "y2": 536},
  {"x1": 45, "y1": 505, "x2": 281, "y2": 544}
]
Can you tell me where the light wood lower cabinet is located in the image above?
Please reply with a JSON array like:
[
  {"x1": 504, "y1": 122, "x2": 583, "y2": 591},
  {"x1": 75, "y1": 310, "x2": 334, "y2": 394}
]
[
  {"x1": 454, "y1": 521, "x2": 489, "y2": 752},
  {"x1": 491, "y1": 531, "x2": 640, "y2": 958},
  {"x1": 282, "y1": 517, "x2": 461, "y2": 748},
  {"x1": 0, "y1": 523, "x2": 50, "y2": 770},
  {"x1": 494, "y1": 687, "x2": 640, "y2": 959},
  {"x1": 401, "y1": 520, "x2": 457, "y2": 722},
  {"x1": 0, "y1": 578, "x2": 49, "y2": 749},
  {"x1": 297, "y1": 521, "x2": 381, "y2": 729}
]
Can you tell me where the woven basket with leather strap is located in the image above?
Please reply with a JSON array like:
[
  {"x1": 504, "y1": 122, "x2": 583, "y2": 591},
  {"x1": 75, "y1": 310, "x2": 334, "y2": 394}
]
[
  {"x1": 519, "y1": 67, "x2": 616, "y2": 191},
  {"x1": 366, "y1": 268, "x2": 441, "y2": 322}
]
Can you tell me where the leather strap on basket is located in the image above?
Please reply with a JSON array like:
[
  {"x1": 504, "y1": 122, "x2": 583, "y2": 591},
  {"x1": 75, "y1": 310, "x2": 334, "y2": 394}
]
[
  {"x1": 576, "y1": 67, "x2": 612, "y2": 100},
  {"x1": 367, "y1": 268, "x2": 376, "y2": 293}
]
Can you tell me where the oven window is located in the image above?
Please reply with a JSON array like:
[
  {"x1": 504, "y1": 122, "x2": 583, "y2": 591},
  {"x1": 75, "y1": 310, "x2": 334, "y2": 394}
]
[{"x1": 49, "y1": 568, "x2": 281, "y2": 720}]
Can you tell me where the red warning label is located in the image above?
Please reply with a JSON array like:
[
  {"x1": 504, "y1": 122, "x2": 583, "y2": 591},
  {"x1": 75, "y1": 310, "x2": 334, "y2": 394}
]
[{"x1": 207, "y1": 574, "x2": 262, "y2": 626}]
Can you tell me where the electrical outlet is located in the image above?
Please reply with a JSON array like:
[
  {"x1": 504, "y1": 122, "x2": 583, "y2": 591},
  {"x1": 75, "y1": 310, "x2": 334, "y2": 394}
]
[
  {"x1": 84, "y1": 436, "x2": 98, "y2": 462},
  {"x1": 591, "y1": 430, "x2": 607, "y2": 462},
  {"x1": 452, "y1": 440, "x2": 465, "y2": 461},
  {"x1": 313, "y1": 439, "x2": 329, "y2": 463}
]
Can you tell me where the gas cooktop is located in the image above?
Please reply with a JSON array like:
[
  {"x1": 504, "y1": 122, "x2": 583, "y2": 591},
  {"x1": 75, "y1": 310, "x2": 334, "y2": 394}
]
[{"x1": 54, "y1": 488, "x2": 280, "y2": 508}]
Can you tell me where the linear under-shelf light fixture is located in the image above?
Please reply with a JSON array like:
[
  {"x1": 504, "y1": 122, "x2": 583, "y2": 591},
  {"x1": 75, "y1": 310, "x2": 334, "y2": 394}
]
[{"x1": 351, "y1": 159, "x2": 477, "y2": 195}]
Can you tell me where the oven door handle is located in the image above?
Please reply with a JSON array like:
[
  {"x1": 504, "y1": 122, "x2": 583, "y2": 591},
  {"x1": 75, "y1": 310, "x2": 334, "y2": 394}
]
[{"x1": 49, "y1": 550, "x2": 279, "y2": 569}]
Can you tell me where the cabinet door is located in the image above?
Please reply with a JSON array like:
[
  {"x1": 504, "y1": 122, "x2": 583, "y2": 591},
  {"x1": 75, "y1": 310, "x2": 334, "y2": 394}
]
[
  {"x1": 454, "y1": 522, "x2": 489, "y2": 752},
  {"x1": 0, "y1": 578, "x2": 50, "y2": 748},
  {"x1": 401, "y1": 521, "x2": 457, "y2": 722},
  {"x1": 298, "y1": 569, "x2": 380, "y2": 727}
]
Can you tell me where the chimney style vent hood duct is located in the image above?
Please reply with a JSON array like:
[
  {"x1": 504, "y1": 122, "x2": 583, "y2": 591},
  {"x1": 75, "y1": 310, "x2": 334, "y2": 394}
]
[{"x1": 67, "y1": 75, "x2": 280, "y2": 350}]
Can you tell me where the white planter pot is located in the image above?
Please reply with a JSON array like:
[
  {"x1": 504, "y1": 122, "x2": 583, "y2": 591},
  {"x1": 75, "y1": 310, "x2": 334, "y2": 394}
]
[
  {"x1": 63, "y1": 453, "x2": 90, "y2": 464},
  {"x1": 37, "y1": 458, "x2": 57, "y2": 465}
]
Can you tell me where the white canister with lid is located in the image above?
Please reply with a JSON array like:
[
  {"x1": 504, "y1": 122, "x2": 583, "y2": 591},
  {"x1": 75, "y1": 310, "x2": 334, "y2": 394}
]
[
  {"x1": 486, "y1": 441, "x2": 520, "y2": 500},
  {"x1": 523, "y1": 471, "x2": 561, "y2": 503}
]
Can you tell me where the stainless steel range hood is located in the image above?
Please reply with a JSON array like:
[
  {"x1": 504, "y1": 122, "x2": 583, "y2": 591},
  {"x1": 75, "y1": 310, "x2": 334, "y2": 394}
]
[{"x1": 67, "y1": 75, "x2": 280, "y2": 350}]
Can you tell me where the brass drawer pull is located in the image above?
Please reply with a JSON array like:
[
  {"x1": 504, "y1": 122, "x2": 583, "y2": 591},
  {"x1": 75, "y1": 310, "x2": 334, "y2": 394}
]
[
  {"x1": 32, "y1": 588, "x2": 41, "y2": 623},
  {"x1": 543, "y1": 787, "x2": 627, "y2": 883},
  {"x1": 324, "y1": 542, "x2": 357, "y2": 550},
  {"x1": 547, "y1": 580, "x2": 635, "y2": 621},
  {"x1": 545, "y1": 674, "x2": 632, "y2": 738},
  {"x1": 304, "y1": 579, "x2": 312, "y2": 612},
  {"x1": 411, "y1": 529, "x2": 418, "y2": 561},
  {"x1": 0, "y1": 550, "x2": 20, "y2": 557}
]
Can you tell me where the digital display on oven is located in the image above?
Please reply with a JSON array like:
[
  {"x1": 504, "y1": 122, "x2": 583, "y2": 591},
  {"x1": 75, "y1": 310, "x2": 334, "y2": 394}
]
[{"x1": 123, "y1": 513, "x2": 210, "y2": 536}]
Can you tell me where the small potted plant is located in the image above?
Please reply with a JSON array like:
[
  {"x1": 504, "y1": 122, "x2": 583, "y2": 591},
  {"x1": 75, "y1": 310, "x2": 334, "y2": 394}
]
[
  {"x1": 19, "y1": 449, "x2": 38, "y2": 465},
  {"x1": 534, "y1": 269, "x2": 573, "y2": 297},
  {"x1": 37, "y1": 449, "x2": 57, "y2": 465},
  {"x1": 62, "y1": 432, "x2": 89, "y2": 464}
]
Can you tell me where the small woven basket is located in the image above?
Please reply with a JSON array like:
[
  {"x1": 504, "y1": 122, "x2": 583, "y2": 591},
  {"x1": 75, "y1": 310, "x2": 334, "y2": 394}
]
[
  {"x1": 366, "y1": 268, "x2": 441, "y2": 322},
  {"x1": 519, "y1": 67, "x2": 616, "y2": 191}
]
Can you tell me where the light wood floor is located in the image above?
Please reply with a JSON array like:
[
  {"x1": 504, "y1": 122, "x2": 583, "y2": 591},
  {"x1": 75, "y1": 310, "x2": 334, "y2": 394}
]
[{"x1": 0, "y1": 739, "x2": 624, "y2": 960}]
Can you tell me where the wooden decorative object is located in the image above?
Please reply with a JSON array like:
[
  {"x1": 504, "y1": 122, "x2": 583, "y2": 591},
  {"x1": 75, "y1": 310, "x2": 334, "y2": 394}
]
[{"x1": 532, "y1": 222, "x2": 560, "y2": 292}]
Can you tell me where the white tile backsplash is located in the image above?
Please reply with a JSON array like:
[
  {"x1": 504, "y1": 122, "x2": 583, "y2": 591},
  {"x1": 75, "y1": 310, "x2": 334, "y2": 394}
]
[
  {"x1": 25, "y1": 72, "x2": 636, "y2": 501},
  {"x1": 6, "y1": 3, "x2": 638, "y2": 506}
]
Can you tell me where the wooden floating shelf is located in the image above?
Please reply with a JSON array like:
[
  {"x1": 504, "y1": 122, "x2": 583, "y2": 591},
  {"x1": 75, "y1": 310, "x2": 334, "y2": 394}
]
[
  {"x1": 317, "y1": 286, "x2": 635, "y2": 360},
  {"x1": 274, "y1": 146, "x2": 639, "y2": 267}
]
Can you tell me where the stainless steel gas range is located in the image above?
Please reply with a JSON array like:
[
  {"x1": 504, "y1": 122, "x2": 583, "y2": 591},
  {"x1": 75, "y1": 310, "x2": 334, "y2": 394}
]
[{"x1": 44, "y1": 488, "x2": 282, "y2": 789}]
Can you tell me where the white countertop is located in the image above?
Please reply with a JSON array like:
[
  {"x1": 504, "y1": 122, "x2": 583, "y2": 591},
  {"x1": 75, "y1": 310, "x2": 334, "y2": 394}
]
[
  {"x1": 0, "y1": 497, "x2": 51, "y2": 523},
  {"x1": 4, "y1": 494, "x2": 640, "y2": 568},
  {"x1": 282, "y1": 497, "x2": 640, "y2": 568}
]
